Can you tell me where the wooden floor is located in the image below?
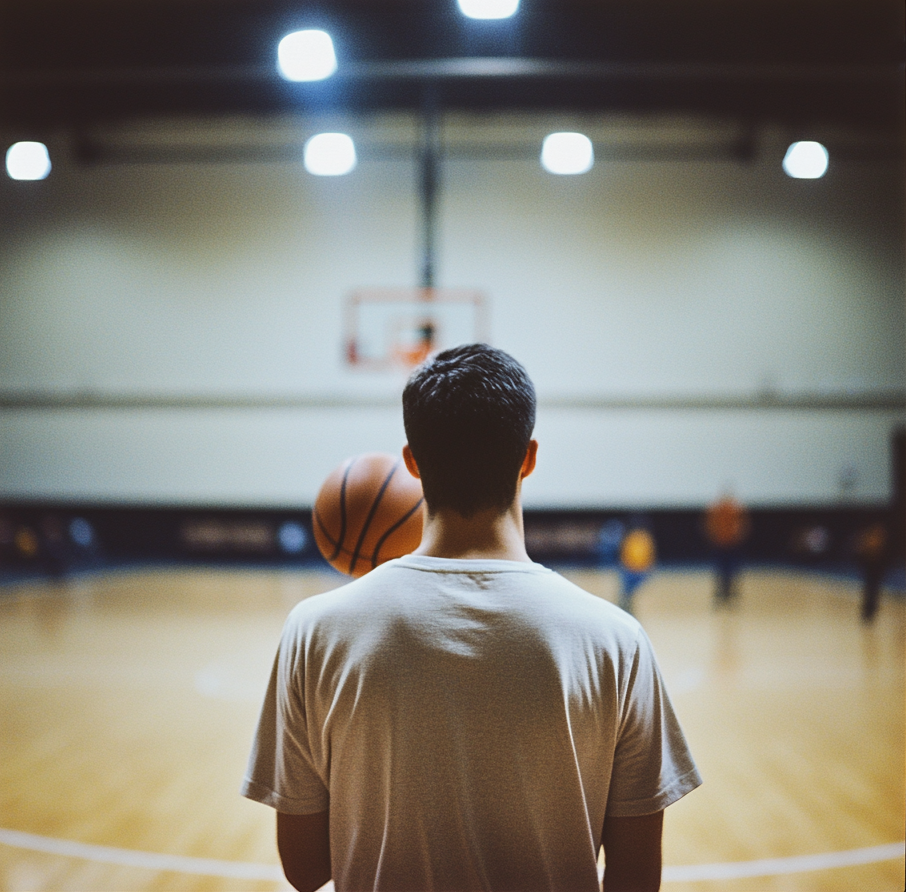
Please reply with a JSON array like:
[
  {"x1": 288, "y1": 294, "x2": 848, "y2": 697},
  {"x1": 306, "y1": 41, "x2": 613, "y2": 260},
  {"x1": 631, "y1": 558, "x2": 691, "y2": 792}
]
[{"x1": 0, "y1": 565, "x2": 902, "y2": 892}]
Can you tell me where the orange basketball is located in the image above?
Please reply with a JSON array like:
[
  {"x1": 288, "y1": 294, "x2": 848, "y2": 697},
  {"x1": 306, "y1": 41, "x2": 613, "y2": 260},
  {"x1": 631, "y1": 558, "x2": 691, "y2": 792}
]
[{"x1": 313, "y1": 453, "x2": 425, "y2": 577}]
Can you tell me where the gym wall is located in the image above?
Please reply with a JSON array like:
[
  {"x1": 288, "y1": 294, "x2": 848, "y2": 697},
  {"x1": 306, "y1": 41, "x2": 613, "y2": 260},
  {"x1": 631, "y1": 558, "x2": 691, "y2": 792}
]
[{"x1": 0, "y1": 114, "x2": 902, "y2": 509}]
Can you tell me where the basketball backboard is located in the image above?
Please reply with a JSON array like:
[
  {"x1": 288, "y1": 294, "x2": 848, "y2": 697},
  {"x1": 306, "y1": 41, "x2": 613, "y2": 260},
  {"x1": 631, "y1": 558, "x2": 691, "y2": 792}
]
[{"x1": 345, "y1": 288, "x2": 488, "y2": 370}]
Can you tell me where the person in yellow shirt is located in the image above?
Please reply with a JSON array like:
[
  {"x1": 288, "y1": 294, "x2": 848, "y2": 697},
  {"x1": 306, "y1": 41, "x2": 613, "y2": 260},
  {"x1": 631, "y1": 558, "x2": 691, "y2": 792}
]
[{"x1": 618, "y1": 521, "x2": 656, "y2": 615}]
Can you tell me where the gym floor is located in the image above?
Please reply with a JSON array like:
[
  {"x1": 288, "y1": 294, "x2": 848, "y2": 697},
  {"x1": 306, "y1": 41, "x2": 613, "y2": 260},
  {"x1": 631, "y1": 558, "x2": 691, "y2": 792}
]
[{"x1": 0, "y1": 565, "x2": 903, "y2": 892}]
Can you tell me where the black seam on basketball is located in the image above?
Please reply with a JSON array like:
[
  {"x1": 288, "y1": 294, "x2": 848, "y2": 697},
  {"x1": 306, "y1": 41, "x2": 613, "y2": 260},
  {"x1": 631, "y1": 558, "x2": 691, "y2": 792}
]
[
  {"x1": 370, "y1": 497, "x2": 424, "y2": 569},
  {"x1": 349, "y1": 458, "x2": 400, "y2": 575},
  {"x1": 320, "y1": 542, "x2": 362, "y2": 560},
  {"x1": 330, "y1": 458, "x2": 354, "y2": 562},
  {"x1": 313, "y1": 508, "x2": 340, "y2": 549}
]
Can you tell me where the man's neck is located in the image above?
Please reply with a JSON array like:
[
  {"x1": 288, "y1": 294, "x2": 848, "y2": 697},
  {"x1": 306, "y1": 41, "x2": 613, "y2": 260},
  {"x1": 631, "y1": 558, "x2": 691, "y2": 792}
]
[{"x1": 413, "y1": 501, "x2": 532, "y2": 563}]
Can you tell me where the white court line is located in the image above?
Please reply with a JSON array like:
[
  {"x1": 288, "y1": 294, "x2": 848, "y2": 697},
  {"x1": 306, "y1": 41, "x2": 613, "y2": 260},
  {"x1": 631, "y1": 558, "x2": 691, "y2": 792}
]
[
  {"x1": 0, "y1": 827, "x2": 902, "y2": 884},
  {"x1": 660, "y1": 842, "x2": 905, "y2": 882},
  {"x1": 0, "y1": 828, "x2": 283, "y2": 881}
]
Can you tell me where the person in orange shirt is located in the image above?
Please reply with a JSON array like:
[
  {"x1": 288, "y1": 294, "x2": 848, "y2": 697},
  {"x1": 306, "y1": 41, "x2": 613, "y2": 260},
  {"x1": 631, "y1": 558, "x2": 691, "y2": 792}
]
[
  {"x1": 853, "y1": 522, "x2": 888, "y2": 623},
  {"x1": 704, "y1": 494, "x2": 750, "y2": 604}
]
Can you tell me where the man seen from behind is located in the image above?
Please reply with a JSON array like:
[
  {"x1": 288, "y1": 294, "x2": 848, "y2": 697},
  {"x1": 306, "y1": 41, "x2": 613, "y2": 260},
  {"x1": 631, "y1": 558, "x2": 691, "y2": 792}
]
[{"x1": 242, "y1": 343, "x2": 702, "y2": 891}]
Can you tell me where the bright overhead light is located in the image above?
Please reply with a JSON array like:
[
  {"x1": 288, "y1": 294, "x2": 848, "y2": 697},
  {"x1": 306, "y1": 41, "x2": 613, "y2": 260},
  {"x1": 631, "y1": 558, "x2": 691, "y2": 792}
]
[
  {"x1": 540, "y1": 132, "x2": 594, "y2": 175},
  {"x1": 304, "y1": 133, "x2": 357, "y2": 176},
  {"x1": 6, "y1": 141, "x2": 52, "y2": 181},
  {"x1": 782, "y1": 141, "x2": 828, "y2": 179},
  {"x1": 277, "y1": 29, "x2": 337, "y2": 81},
  {"x1": 457, "y1": 0, "x2": 519, "y2": 20}
]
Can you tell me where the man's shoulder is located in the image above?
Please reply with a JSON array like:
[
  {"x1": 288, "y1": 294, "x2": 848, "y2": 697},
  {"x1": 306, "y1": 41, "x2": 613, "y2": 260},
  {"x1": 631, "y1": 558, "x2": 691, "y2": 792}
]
[
  {"x1": 523, "y1": 569, "x2": 643, "y2": 638},
  {"x1": 285, "y1": 570, "x2": 381, "y2": 622},
  {"x1": 283, "y1": 557, "x2": 641, "y2": 649},
  {"x1": 282, "y1": 560, "x2": 417, "y2": 630}
]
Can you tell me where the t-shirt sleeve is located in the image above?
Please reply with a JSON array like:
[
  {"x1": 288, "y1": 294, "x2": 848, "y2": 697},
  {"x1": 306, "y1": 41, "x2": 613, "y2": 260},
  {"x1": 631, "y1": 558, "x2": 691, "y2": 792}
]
[
  {"x1": 240, "y1": 619, "x2": 330, "y2": 815},
  {"x1": 605, "y1": 627, "x2": 702, "y2": 817}
]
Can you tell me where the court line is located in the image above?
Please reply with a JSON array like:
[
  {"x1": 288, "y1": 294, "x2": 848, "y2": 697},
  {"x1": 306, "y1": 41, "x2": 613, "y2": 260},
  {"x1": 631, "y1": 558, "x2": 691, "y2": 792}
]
[
  {"x1": 659, "y1": 842, "x2": 905, "y2": 882},
  {"x1": 0, "y1": 828, "x2": 284, "y2": 881},
  {"x1": 0, "y1": 827, "x2": 902, "y2": 883}
]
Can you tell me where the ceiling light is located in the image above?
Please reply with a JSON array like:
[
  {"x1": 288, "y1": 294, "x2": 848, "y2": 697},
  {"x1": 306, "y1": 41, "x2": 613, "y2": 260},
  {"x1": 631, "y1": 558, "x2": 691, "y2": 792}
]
[
  {"x1": 6, "y1": 141, "x2": 52, "y2": 180},
  {"x1": 782, "y1": 141, "x2": 828, "y2": 179},
  {"x1": 540, "y1": 132, "x2": 594, "y2": 175},
  {"x1": 304, "y1": 133, "x2": 357, "y2": 176},
  {"x1": 457, "y1": 0, "x2": 519, "y2": 20},
  {"x1": 277, "y1": 30, "x2": 337, "y2": 81}
]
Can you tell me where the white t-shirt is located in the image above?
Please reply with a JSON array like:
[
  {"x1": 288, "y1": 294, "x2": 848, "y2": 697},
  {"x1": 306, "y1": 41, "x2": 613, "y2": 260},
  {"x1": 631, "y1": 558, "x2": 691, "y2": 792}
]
[{"x1": 242, "y1": 555, "x2": 701, "y2": 891}]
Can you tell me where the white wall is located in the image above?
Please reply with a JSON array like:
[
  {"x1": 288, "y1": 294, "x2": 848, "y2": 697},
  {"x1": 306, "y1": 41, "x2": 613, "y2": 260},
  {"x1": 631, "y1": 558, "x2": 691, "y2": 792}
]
[{"x1": 0, "y1": 115, "x2": 902, "y2": 507}]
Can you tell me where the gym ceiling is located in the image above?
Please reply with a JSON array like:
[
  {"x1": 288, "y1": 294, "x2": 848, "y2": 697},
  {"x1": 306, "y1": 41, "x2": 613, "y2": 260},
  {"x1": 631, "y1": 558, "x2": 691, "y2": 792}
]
[{"x1": 0, "y1": 0, "x2": 902, "y2": 138}]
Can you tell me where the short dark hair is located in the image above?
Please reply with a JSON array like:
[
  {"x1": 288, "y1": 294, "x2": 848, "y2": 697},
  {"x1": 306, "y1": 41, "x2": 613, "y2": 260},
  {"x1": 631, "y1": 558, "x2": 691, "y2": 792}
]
[{"x1": 402, "y1": 344, "x2": 536, "y2": 517}]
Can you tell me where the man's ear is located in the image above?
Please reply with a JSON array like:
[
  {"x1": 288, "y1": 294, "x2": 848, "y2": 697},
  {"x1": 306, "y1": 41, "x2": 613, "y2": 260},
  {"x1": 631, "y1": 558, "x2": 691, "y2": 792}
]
[
  {"x1": 520, "y1": 439, "x2": 538, "y2": 479},
  {"x1": 402, "y1": 444, "x2": 421, "y2": 479}
]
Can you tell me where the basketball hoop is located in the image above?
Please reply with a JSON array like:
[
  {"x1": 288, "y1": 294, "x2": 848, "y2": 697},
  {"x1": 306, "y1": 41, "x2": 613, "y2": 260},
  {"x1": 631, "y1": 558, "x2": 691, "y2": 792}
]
[{"x1": 345, "y1": 288, "x2": 488, "y2": 371}]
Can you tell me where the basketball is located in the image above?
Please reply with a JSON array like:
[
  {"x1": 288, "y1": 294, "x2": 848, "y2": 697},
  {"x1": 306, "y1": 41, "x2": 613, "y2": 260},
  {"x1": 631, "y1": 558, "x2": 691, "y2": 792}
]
[{"x1": 313, "y1": 452, "x2": 425, "y2": 577}]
